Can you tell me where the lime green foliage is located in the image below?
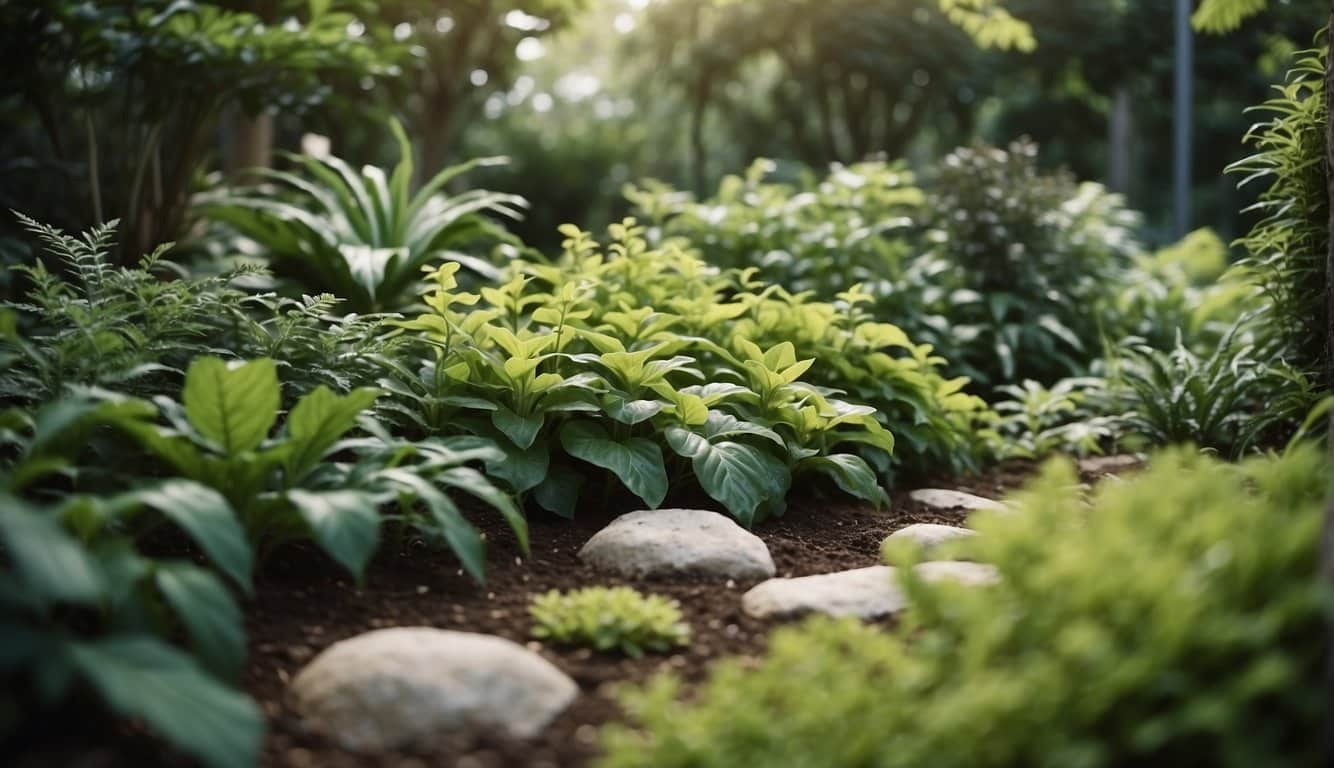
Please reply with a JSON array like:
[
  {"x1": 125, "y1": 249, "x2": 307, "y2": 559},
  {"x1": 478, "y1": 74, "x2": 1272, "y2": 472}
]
[
  {"x1": 1229, "y1": 44, "x2": 1328, "y2": 381},
  {"x1": 201, "y1": 119, "x2": 527, "y2": 313},
  {"x1": 1116, "y1": 228, "x2": 1260, "y2": 353},
  {"x1": 530, "y1": 587, "x2": 690, "y2": 657},
  {"x1": 599, "y1": 446, "x2": 1329, "y2": 768},
  {"x1": 1193, "y1": 0, "x2": 1269, "y2": 33},
  {"x1": 630, "y1": 142, "x2": 1141, "y2": 392},
  {"x1": 989, "y1": 377, "x2": 1120, "y2": 459},
  {"x1": 388, "y1": 219, "x2": 982, "y2": 522}
]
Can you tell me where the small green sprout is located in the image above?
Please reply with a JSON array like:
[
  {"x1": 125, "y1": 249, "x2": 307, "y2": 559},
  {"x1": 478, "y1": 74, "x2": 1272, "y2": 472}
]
[{"x1": 529, "y1": 586, "x2": 691, "y2": 658}]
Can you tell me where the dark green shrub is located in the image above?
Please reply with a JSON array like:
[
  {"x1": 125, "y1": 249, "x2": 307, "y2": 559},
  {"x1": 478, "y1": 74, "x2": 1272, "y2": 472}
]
[{"x1": 599, "y1": 445, "x2": 1329, "y2": 767}]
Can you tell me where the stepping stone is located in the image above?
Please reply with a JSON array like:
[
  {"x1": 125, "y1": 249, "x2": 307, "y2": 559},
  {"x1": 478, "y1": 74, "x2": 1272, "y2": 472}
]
[
  {"x1": 579, "y1": 509, "x2": 775, "y2": 580},
  {"x1": 882, "y1": 523, "x2": 976, "y2": 563},
  {"x1": 289, "y1": 627, "x2": 578, "y2": 752},
  {"x1": 1077, "y1": 454, "x2": 1143, "y2": 478},
  {"x1": 742, "y1": 561, "x2": 999, "y2": 620},
  {"x1": 909, "y1": 488, "x2": 1005, "y2": 512}
]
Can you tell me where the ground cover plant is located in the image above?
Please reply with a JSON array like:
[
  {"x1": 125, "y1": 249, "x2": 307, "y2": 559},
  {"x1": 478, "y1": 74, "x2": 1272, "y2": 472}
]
[{"x1": 530, "y1": 586, "x2": 690, "y2": 657}]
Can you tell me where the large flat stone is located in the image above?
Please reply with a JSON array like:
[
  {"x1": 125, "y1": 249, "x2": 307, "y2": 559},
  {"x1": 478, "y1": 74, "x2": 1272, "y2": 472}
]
[
  {"x1": 289, "y1": 628, "x2": 578, "y2": 752},
  {"x1": 742, "y1": 561, "x2": 1000, "y2": 620},
  {"x1": 578, "y1": 509, "x2": 775, "y2": 580},
  {"x1": 909, "y1": 488, "x2": 1005, "y2": 512}
]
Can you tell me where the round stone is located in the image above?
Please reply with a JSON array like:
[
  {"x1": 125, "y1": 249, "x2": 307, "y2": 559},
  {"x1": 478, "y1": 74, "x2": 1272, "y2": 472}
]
[
  {"x1": 882, "y1": 523, "x2": 977, "y2": 563},
  {"x1": 578, "y1": 509, "x2": 775, "y2": 580},
  {"x1": 742, "y1": 561, "x2": 1000, "y2": 620},
  {"x1": 288, "y1": 627, "x2": 578, "y2": 752}
]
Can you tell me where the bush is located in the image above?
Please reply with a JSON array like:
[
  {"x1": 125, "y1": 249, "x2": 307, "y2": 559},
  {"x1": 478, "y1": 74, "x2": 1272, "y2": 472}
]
[
  {"x1": 200, "y1": 119, "x2": 527, "y2": 314},
  {"x1": 599, "y1": 445, "x2": 1329, "y2": 768},
  {"x1": 530, "y1": 587, "x2": 690, "y2": 657},
  {"x1": 385, "y1": 219, "x2": 987, "y2": 522}
]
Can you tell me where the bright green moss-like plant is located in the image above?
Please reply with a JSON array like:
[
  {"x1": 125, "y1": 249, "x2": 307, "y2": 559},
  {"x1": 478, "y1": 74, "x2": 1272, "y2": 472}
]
[
  {"x1": 530, "y1": 587, "x2": 690, "y2": 658},
  {"x1": 599, "y1": 445, "x2": 1329, "y2": 767}
]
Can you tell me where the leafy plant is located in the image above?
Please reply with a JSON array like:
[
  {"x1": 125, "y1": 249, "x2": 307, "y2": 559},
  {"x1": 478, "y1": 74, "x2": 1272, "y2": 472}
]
[
  {"x1": 530, "y1": 586, "x2": 690, "y2": 657},
  {"x1": 599, "y1": 445, "x2": 1329, "y2": 768},
  {"x1": 1229, "y1": 42, "x2": 1329, "y2": 383},
  {"x1": 1113, "y1": 319, "x2": 1316, "y2": 457},
  {"x1": 122, "y1": 355, "x2": 525, "y2": 582},
  {"x1": 385, "y1": 220, "x2": 912, "y2": 526},
  {"x1": 989, "y1": 377, "x2": 1122, "y2": 459},
  {"x1": 1, "y1": 396, "x2": 262, "y2": 768},
  {"x1": 200, "y1": 119, "x2": 527, "y2": 313}
]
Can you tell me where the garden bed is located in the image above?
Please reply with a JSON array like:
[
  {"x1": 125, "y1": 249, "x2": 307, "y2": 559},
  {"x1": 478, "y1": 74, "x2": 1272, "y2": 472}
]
[{"x1": 246, "y1": 462, "x2": 1039, "y2": 768}]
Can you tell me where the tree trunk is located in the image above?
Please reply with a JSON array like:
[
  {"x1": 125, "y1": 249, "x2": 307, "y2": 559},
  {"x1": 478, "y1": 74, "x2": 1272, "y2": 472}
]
[
  {"x1": 225, "y1": 110, "x2": 274, "y2": 181},
  {"x1": 1108, "y1": 86, "x2": 1133, "y2": 194}
]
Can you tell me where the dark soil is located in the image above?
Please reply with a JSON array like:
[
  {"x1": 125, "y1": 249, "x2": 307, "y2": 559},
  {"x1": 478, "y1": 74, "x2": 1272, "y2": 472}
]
[
  {"x1": 13, "y1": 457, "x2": 1103, "y2": 768},
  {"x1": 248, "y1": 462, "x2": 1045, "y2": 768}
]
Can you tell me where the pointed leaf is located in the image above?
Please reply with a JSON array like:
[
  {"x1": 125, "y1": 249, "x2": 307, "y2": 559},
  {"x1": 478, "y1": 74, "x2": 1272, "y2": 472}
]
[
  {"x1": 183, "y1": 358, "x2": 280, "y2": 454},
  {"x1": 287, "y1": 490, "x2": 380, "y2": 579},
  {"x1": 559, "y1": 421, "x2": 667, "y2": 508},
  {"x1": 155, "y1": 563, "x2": 247, "y2": 681}
]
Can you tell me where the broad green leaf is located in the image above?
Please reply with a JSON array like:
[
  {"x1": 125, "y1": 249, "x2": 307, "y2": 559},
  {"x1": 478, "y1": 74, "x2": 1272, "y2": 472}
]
[
  {"x1": 437, "y1": 466, "x2": 528, "y2": 555},
  {"x1": 800, "y1": 454, "x2": 890, "y2": 507},
  {"x1": 183, "y1": 358, "x2": 280, "y2": 454},
  {"x1": 492, "y1": 406, "x2": 544, "y2": 449},
  {"x1": 603, "y1": 395, "x2": 664, "y2": 425},
  {"x1": 70, "y1": 636, "x2": 263, "y2": 768},
  {"x1": 132, "y1": 480, "x2": 252, "y2": 593},
  {"x1": 286, "y1": 386, "x2": 381, "y2": 479},
  {"x1": 485, "y1": 439, "x2": 550, "y2": 493},
  {"x1": 287, "y1": 489, "x2": 381, "y2": 579},
  {"x1": 155, "y1": 563, "x2": 247, "y2": 681},
  {"x1": 533, "y1": 468, "x2": 583, "y2": 518},
  {"x1": 0, "y1": 495, "x2": 103, "y2": 604},
  {"x1": 560, "y1": 421, "x2": 668, "y2": 508},
  {"x1": 664, "y1": 437, "x2": 789, "y2": 528}
]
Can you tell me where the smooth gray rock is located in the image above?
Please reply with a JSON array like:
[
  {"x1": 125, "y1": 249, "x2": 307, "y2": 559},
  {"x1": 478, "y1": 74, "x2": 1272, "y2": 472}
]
[
  {"x1": 1077, "y1": 454, "x2": 1143, "y2": 478},
  {"x1": 289, "y1": 627, "x2": 578, "y2": 752},
  {"x1": 909, "y1": 488, "x2": 1005, "y2": 512},
  {"x1": 578, "y1": 509, "x2": 775, "y2": 580},
  {"x1": 882, "y1": 523, "x2": 976, "y2": 563},
  {"x1": 742, "y1": 561, "x2": 1000, "y2": 620}
]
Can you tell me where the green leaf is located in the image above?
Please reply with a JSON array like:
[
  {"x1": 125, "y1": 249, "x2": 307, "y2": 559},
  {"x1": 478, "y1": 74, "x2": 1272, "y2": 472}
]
[
  {"x1": 286, "y1": 489, "x2": 381, "y2": 579},
  {"x1": 286, "y1": 386, "x2": 380, "y2": 479},
  {"x1": 493, "y1": 406, "x2": 544, "y2": 450},
  {"x1": 131, "y1": 480, "x2": 253, "y2": 593},
  {"x1": 485, "y1": 438, "x2": 551, "y2": 493},
  {"x1": 183, "y1": 358, "x2": 280, "y2": 454},
  {"x1": 533, "y1": 468, "x2": 584, "y2": 518},
  {"x1": 603, "y1": 395, "x2": 664, "y2": 425},
  {"x1": 69, "y1": 636, "x2": 263, "y2": 768},
  {"x1": 0, "y1": 495, "x2": 104, "y2": 604},
  {"x1": 665, "y1": 436, "x2": 789, "y2": 528},
  {"x1": 378, "y1": 468, "x2": 486, "y2": 582},
  {"x1": 800, "y1": 454, "x2": 889, "y2": 507},
  {"x1": 560, "y1": 421, "x2": 668, "y2": 508},
  {"x1": 437, "y1": 466, "x2": 528, "y2": 554},
  {"x1": 155, "y1": 563, "x2": 247, "y2": 681}
]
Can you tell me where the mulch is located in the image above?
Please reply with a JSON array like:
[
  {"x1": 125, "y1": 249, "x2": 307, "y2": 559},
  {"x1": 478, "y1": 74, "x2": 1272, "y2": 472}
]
[{"x1": 14, "y1": 457, "x2": 1112, "y2": 768}]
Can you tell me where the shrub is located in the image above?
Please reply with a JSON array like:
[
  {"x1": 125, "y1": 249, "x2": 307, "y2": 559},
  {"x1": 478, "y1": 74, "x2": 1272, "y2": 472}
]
[
  {"x1": 988, "y1": 377, "x2": 1121, "y2": 459},
  {"x1": 2, "y1": 214, "x2": 391, "y2": 405},
  {"x1": 1, "y1": 397, "x2": 261, "y2": 768},
  {"x1": 386, "y1": 219, "x2": 984, "y2": 523},
  {"x1": 599, "y1": 445, "x2": 1329, "y2": 768},
  {"x1": 922, "y1": 140, "x2": 1141, "y2": 388},
  {"x1": 200, "y1": 119, "x2": 527, "y2": 313},
  {"x1": 530, "y1": 587, "x2": 690, "y2": 657}
]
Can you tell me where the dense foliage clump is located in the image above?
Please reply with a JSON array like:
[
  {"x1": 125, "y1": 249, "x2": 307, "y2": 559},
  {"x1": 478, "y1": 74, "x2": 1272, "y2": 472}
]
[
  {"x1": 599, "y1": 445, "x2": 1330, "y2": 768},
  {"x1": 530, "y1": 586, "x2": 690, "y2": 657}
]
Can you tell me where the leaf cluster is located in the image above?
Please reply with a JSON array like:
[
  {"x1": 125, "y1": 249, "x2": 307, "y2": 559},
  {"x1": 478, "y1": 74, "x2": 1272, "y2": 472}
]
[{"x1": 530, "y1": 586, "x2": 690, "y2": 657}]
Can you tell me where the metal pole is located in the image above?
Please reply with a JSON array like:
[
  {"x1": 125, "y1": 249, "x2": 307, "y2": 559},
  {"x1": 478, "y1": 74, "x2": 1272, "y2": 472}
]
[{"x1": 1173, "y1": 0, "x2": 1193, "y2": 238}]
